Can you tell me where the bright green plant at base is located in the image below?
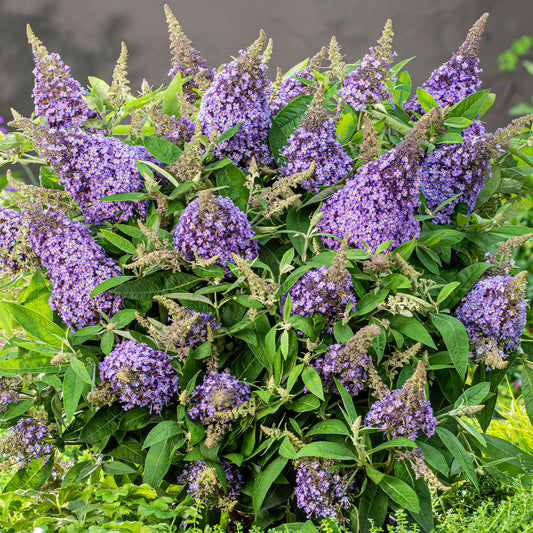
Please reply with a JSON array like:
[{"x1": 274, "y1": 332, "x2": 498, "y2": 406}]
[{"x1": 0, "y1": 9, "x2": 533, "y2": 533}]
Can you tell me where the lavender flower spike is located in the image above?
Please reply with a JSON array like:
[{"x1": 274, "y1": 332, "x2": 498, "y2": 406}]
[
  {"x1": 197, "y1": 30, "x2": 273, "y2": 168},
  {"x1": 0, "y1": 207, "x2": 27, "y2": 275},
  {"x1": 100, "y1": 339, "x2": 179, "y2": 413},
  {"x1": 365, "y1": 360, "x2": 437, "y2": 440},
  {"x1": 318, "y1": 107, "x2": 443, "y2": 252},
  {"x1": 178, "y1": 460, "x2": 243, "y2": 511},
  {"x1": 338, "y1": 19, "x2": 395, "y2": 113},
  {"x1": 165, "y1": 4, "x2": 214, "y2": 101},
  {"x1": 453, "y1": 272, "x2": 528, "y2": 369},
  {"x1": 27, "y1": 208, "x2": 123, "y2": 330},
  {"x1": 405, "y1": 14, "x2": 488, "y2": 114},
  {"x1": 269, "y1": 47, "x2": 325, "y2": 116},
  {"x1": 27, "y1": 25, "x2": 96, "y2": 130},
  {"x1": 282, "y1": 241, "x2": 357, "y2": 334},
  {"x1": 172, "y1": 189, "x2": 259, "y2": 270},
  {"x1": 14, "y1": 119, "x2": 155, "y2": 225},
  {"x1": 295, "y1": 458, "x2": 356, "y2": 520},
  {"x1": 279, "y1": 83, "x2": 353, "y2": 193},
  {"x1": 314, "y1": 324, "x2": 381, "y2": 395}
]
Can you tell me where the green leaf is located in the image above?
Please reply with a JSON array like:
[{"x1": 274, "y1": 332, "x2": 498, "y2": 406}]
[
  {"x1": 416, "y1": 87, "x2": 438, "y2": 112},
  {"x1": 109, "y1": 439, "x2": 147, "y2": 465},
  {"x1": 333, "y1": 322, "x2": 353, "y2": 343},
  {"x1": 431, "y1": 314, "x2": 469, "y2": 378},
  {"x1": 142, "y1": 420, "x2": 182, "y2": 449},
  {"x1": 61, "y1": 460, "x2": 95, "y2": 488},
  {"x1": 352, "y1": 289, "x2": 388, "y2": 316},
  {"x1": 389, "y1": 316, "x2": 437, "y2": 349},
  {"x1": 434, "y1": 132, "x2": 463, "y2": 144},
  {"x1": 416, "y1": 441, "x2": 449, "y2": 476},
  {"x1": 112, "y1": 271, "x2": 198, "y2": 300},
  {"x1": 102, "y1": 461, "x2": 138, "y2": 475},
  {"x1": 0, "y1": 354, "x2": 57, "y2": 375},
  {"x1": 358, "y1": 483, "x2": 388, "y2": 533},
  {"x1": 0, "y1": 302, "x2": 65, "y2": 347},
  {"x1": 306, "y1": 420, "x2": 350, "y2": 437},
  {"x1": 302, "y1": 366, "x2": 324, "y2": 401},
  {"x1": 394, "y1": 71, "x2": 412, "y2": 106},
  {"x1": 100, "y1": 229, "x2": 138, "y2": 256},
  {"x1": 335, "y1": 378, "x2": 357, "y2": 424},
  {"x1": 454, "y1": 382, "x2": 491, "y2": 409},
  {"x1": 336, "y1": 105, "x2": 358, "y2": 145},
  {"x1": 1, "y1": 399, "x2": 35, "y2": 421},
  {"x1": 275, "y1": 95, "x2": 312, "y2": 138},
  {"x1": 253, "y1": 456, "x2": 288, "y2": 516},
  {"x1": 217, "y1": 123, "x2": 242, "y2": 144},
  {"x1": 287, "y1": 207, "x2": 310, "y2": 257},
  {"x1": 143, "y1": 436, "x2": 179, "y2": 488},
  {"x1": 379, "y1": 474, "x2": 420, "y2": 513},
  {"x1": 369, "y1": 438, "x2": 417, "y2": 454},
  {"x1": 436, "y1": 427, "x2": 479, "y2": 490},
  {"x1": 69, "y1": 355, "x2": 94, "y2": 387},
  {"x1": 63, "y1": 366, "x2": 89, "y2": 424},
  {"x1": 447, "y1": 90, "x2": 490, "y2": 120},
  {"x1": 268, "y1": 118, "x2": 286, "y2": 163},
  {"x1": 23, "y1": 270, "x2": 52, "y2": 320},
  {"x1": 521, "y1": 358, "x2": 533, "y2": 426},
  {"x1": 441, "y1": 263, "x2": 492, "y2": 309},
  {"x1": 291, "y1": 395, "x2": 320, "y2": 412},
  {"x1": 436, "y1": 282, "x2": 461, "y2": 305},
  {"x1": 216, "y1": 164, "x2": 249, "y2": 211},
  {"x1": 4, "y1": 457, "x2": 54, "y2": 492},
  {"x1": 143, "y1": 135, "x2": 182, "y2": 165},
  {"x1": 90, "y1": 276, "x2": 135, "y2": 298},
  {"x1": 100, "y1": 330, "x2": 114, "y2": 355},
  {"x1": 80, "y1": 407, "x2": 124, "y2": 444},
  {"x1": 98, "y1": 192, "x2": 152, "y2": 202},
  {"x1": 296, "y1": 441, "x2": 357, "y2": 461},
  {"x1": 162, "y1": 72, "x2": 183, "y2": 116}
]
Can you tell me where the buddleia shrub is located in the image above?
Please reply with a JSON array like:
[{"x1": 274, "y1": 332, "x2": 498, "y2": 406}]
[{"x1": 0, "y1": 8, "x2": 532, "y2": 533}]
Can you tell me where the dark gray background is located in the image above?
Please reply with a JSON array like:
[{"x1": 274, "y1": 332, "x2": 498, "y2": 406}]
[{"x1": 0, "y1": 0, "x2": 532, "y2": 129}]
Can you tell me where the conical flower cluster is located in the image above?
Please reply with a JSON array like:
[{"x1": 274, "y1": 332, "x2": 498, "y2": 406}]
[
  {"x1": 318, "y1": 108, "x2": 441, "y2": 252},
  {"x1": 279, "y1": 84, "x2": 352, "y2": 192},
  {"x1": 365, "y1": 360, "x2": 437, "y2": 439},
  {"x1": 27, "y1": 208, "x2": 123, "y2": 330},
  {"x1": 100, "y1": 339, "x2": 180, "y2": 413},
  {"x1": 338, "y1": 20, "x2": 395, "y2": 112},
  {"x1": 28, "y1": 25, "x2": 96, "y2": 130},
  {"x1": 197, "y1": 31, "x2": 273, "y2": 168},
  {"x1": 454, "y1": 272, "x2": 528, "y2": 369},
  {"x1": 405, "y1": 14, "x2": 488, "y2": 114}
]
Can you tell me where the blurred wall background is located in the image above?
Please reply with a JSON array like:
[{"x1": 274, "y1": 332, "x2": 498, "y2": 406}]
[{"x1": 0, "y1": 0, "x2": 532, "y2": 129}]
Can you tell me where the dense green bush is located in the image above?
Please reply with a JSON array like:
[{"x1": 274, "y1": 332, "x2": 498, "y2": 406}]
[{"x1": 0, "y1": 8, "x2": 532, "y2": 532}]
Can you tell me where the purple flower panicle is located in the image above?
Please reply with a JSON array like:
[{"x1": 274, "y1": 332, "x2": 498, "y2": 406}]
[
  {"x1": 365, "y1": 360, "x2": 436, "y2": 440},
  {"x1": 172, "y1": 190, "x2": 258, "y2": 270},
  {"x1": 338, "y1": 20, "x2": 395, "y2": 113},
  {"x1": 416, "y1": 121, "x2": 490, "y2": 223},
  {"x1": 28, "y1": 26, "x2": 95, "y2": 130},
  {"x1": 279, "y1": 85, "x2": 353, "y2": 192},
  {"x1": 100, "y1": 340, "x2": 179, "y2": 413},
  {"x1": 0, "y1": 208, "x2": 26, "y2": 275},
  {"x1": 453, "y1": 272, "x2": 528, "y2": 369},
  {"x1": 1, "y1": 418, "x2": 53, "y2": 468},
  {"x1": 197, "y1": 32, "x2": 273, "y2": 168},
  {"x1": 27, "y1": 209, "x2": 123, "y2": 330},
  {"x1": 295, "y1": 458, "x2": 355, "y2": 520},
  {"x1": 270, "y1": 68, "x2": 315, "y2": 116},
  {"x1": 405, "y1": 14, "x2": 487, "y2": 114}
]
